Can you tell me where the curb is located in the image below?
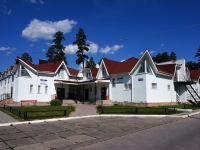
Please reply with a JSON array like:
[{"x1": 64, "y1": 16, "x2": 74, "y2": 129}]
[{"x1": 0, "y1": 111, "x2": 200, "y2": 127}]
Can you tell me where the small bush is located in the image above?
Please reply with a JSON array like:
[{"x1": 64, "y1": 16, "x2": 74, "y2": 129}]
[
  {"x1": 113, "y1": 104, "x2": 118, "y2": 106},
  {"x1": 50, "y1": 99, "x2": 62, "y2": 106}
]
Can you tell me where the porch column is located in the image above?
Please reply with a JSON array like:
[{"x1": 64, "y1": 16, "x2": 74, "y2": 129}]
[
  {"x1": 82, "y1": 84, "x2": 84, "y2": 104},
  {"x1": 95, "y1": 82, "x2": 96, "y2": 104}
]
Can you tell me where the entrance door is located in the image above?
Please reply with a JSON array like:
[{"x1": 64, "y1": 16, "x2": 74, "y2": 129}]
[
  {"x1": 85, "y1": 89, "x2": 89, "y2": 100},
  {"x1": 101, "y1": 87, "x2": 107, "y2": 100},
  {"x1": 57, "y1": 88, "x2": 65, "y2": 99},
  {"x1": 11, "y1": 87, "x2": 13, "y2": 98}
]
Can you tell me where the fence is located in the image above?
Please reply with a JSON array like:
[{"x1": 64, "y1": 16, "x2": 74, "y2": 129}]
[
  {"x1": 3, "y1": 105, "x2": 67, "y2": 120},
  {"x1": 0, "y1": 93, "x2": 11, "y2": 101},
  {"x1": 98, "y1": 106, "x2": 181, "y2": 114}
]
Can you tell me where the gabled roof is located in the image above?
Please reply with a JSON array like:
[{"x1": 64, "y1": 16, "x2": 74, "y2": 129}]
[
  {"x1": 91, "y1": 68, "x2": 98, "y2": 78},
  {"x1": 68, "y1": 67, "x2": 79, "y2": 76},
  {"x1": 20, "y1": 59, "x2": 63, "y2": 72},
  {"x1": 102, "y1": 58, "x2": 120, "y2": 74},
  {"x1": 110, "y1": 57, "x2": 139, "y2": 75},
  {"x1": 189, "y1": 70, "x2": 200, "y2": 81},
  {"x1": 156, "y1": 64, "x2": 176, "y2": 75}
]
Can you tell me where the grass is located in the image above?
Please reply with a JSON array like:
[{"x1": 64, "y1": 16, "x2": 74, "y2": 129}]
[
  {"x1": 1, "y1": 105, "x2": 75, "y2": 121},
  {"x1": 97, "y1": 104, "x2": 200, "y2": 115}
]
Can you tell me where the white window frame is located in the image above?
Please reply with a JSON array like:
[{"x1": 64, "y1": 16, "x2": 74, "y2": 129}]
[
  {"x1": 168, "y1": 85, "x2": 170, "y2": 91},
  {"x1": 152, "y1": 83, "x2": 157, "y2": 89},
  {"x1": 45, "y1": 86, "x2": 48, "y2": 94},
  {"x1": 30, "y1": 85, "x2": 33, "y2": 93},
  {"x1": 38, "y1": 85, "x2": 41, "y2": 94},
  {"x1": 112, "y1": 78, "x2": 116, "y2": 87}
]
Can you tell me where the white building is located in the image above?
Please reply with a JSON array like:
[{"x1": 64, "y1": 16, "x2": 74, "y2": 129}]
[{"x1": 0, "y1": 50, "x2": 200, "y2": 106}]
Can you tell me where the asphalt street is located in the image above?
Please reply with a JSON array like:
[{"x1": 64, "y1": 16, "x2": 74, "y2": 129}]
[{"x1": 0, "y1": 114, "x2": 199, "y2": 150}]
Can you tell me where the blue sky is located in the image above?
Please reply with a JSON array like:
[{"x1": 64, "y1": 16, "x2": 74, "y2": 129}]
[{"x1": 0, "y1": 0, "x2": 200, "y2": 72}]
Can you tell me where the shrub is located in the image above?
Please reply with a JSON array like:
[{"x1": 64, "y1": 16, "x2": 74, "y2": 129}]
[
  {"x1": 50, "y1": 99, "x2": 62, "y2": 106},
  {"x1": 114, "y1": 104, "x2": 118, "y2": 106}
]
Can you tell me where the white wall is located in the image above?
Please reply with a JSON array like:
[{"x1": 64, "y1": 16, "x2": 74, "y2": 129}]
[{"x1": 110, "y1": 75, "x2": 132, "y2": 102}]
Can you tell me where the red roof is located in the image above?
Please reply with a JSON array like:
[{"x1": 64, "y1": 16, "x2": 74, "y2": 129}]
[
  {"x1": 189, "y1": 70, "x2": 200, "y2": 80},
  {"x1": 156, "y1": 64, "x2": 176, "y2": 75},
  {"x1": 20, "y1": 59, "x2": 63, "y2": 72},
  {"x1": 68, "y1": 67, "x2": 79, "y2": 76},
  {"x1": 102, "y1": 58, "x2": 120, "y2": 74},
  {"x1": 110, "y1": 57, "x2": 139, "y2": 74},
  {"x1": 91, "y1": 68, "x2": 98, "y2": 78}
]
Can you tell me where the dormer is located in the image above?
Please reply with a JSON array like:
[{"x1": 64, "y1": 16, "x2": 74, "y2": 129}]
[{"x1": 57, "y1": 66, "x2": 65, "y2": 79}]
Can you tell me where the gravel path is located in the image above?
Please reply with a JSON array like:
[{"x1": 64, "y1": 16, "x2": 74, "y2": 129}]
[{"x1": 69, "y1": 104, "x2": 98, "y2": 117}]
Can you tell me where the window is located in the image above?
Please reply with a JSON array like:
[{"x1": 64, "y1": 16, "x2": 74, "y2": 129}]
[
  {"x1": 87, "y1": 72, "x2": 91, "y2": 79},
  {"x1": 124, "y1": 83, "x2": 132, "y2": 90},
  {"x1": 124, "y1": 84, "x2": 128, "y2": 90},
  {"x1": 112, "y1": 78, "x2": 116, "y2": 87},
  {"x1": 21, "y1": 65, "x2": 30, "y2": 76},
  {"x1": 45, "y1": 86, "x2": 48, "y2": 94},
  {"x1": 30, "y1": 85, "x2": 33, "y2": 93},
  {"x1": 138, "y1": 60, "x2": 152, "y2": 74},
  {"x1": 152, "y1": 83, "x2": 157, "y2": 89},
  {"x1": 102, "y1": 66, "x2": 107, "y2": 77},
  {"x1": 168, "y1": 85, "x2": 170, "y2": 91},
  {"x1": 38, "y1": 85, "x2": 41, "y2": 93},
  {"x1": 138, "y1": 62, "x2": 145, "y2": 73},
  {"x1": 58, "y1": 69, "x2": 64, "y2": 78}
]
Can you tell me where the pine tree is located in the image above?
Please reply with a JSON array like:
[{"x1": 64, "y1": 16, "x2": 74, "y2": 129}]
[
  {"x1": 21, "y1": 52, "x2": 33, "y2": 62},
  {"x1": 169, "y1": 51, "x2": 177, "y2": 60},
  {"x1": 46, "y1": 31, "x2": 67, "y2": 64},
  {"x1": 73, "y1": 28, "x2": 90, "y2": 69},
  {"x1": 85, "y1": 57, "x2": 96, "y2": 68},
  {"x1": 194, "y1": 47, "x2": 200, "y2": 62}
]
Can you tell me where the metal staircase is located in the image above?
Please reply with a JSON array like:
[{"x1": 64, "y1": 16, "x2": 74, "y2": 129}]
[{"x1": 184, "y1": 84, "x2": 200, "y2": 106}]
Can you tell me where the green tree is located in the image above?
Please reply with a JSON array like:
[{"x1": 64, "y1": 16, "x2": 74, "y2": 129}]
[
  {"x1": 186, "y1": 61, "x2": 199, "y2": 70},
  {"x1": 21, "y1": 52, "x2": 33, "y2": 62},
  {"x1": 73, "y1": 28, "x2": 90, "y2": 68},
  {"x1": 194, "y1": 47, "x2": 200, "y2": 62},
  {"x1": 169, "y1": 51, "x2": 177, "y2": 60},
  {"x1": 46, "y1": 31, "x2": 67, "y2": 64},
  {"x1": 85, "y1": 57, "x2": 96, "y2": 68}
]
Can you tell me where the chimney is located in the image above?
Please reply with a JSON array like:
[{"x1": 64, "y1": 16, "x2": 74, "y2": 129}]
[{"x1": 39, "y1": 59, "x2": 48, "y2": 64}]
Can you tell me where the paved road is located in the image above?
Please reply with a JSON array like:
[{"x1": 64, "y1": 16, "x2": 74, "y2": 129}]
[{"x1": 0, "y1": 116, "x2": 179, "y2": 150}]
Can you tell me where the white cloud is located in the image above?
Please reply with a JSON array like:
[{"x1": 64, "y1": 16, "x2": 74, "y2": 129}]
[
  {"x1": 64, "y1": 44, "x2": 77, "y2": 54},
  {"x1": 1, "y1": 4, "x2": 11, "y2": 15},
  {"x1": 42, "y1": 48, "x2": 46, "y2": 52},
  {"x1": 161, "y1": 43, "x2": 164, "y2": 47},
  {"x1": 150, "y1": 50, "x2": 155, "y2": 54},
  {"x1": 64, "y1": 42, "x2": 98, "y2": 54},
  {"x1": 121, "y1": 60, "x2": 125, "y2": 62},
  {"x1": 29, "y1": 0, "x2": 36, "y2": 3},
  {"x1": 96, "y1": 64, "x2": 99, "y2": 68},
  {"x1": 100, "y1": 45, "x2": 123, "y2": 54},
  {"x1": 39, "y1": 0, "x2": 44, "y2": 4},
  {"x1": 0, "y1": 47, "x2": 16, "y2": 51},
  {"x1": 6, "y1": 52, "x2": 12, "y2": 56},
  {"x1": 29, "y1": 43, "x2": 33, "y2": 47},
  {"x1": 22, "y1": 19, "x2": 77, "y2": 41},
  {"x1": 45, "y1": 42, "x2": 51, "y2": 46}
]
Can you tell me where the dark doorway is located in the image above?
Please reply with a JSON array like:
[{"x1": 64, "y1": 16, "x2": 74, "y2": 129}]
[
  {"x1": 11, "y1": 87, "x2": 13, "y2": 98},
  {"x1": 101, "y1": 87, "x2": 107, "y2": 100},
  {"x1": 57, "y1": 88, "x2": 65, "y2": 99},
  {"x1": 85, "y1": 89, "x2": 89, "y2": 100}
]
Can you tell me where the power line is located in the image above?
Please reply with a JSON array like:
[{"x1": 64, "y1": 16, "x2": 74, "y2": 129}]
[{"x1": 3, "y1": 23, "x2": 200, "y2": 56}]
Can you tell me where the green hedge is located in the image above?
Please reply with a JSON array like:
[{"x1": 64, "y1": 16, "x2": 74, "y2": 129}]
[{"x1": 50, "y1": 99, "x2": 62, "y2": 106}]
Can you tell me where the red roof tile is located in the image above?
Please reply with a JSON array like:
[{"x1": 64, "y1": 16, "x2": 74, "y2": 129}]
[
  {"x1": 156, "y1": 64, "x2": 176, "y2": 75},
  {"x1": 110, "y1": 57, "x2": 139, "y2": 74},
  {"x1": 68, "y1": 67, "x2": 79, "y2": 76},
  {"x1": 102, "y1": 58, "x2": 120, "y2": 74},
  {"x1": 91, "y1": 68, "x2": 98, "y2": 78},
  {"x1": 189, "y1": 70, "x2": 200, "y2": 80},
  {"x1": 20, "y1": 59, "x2": 63, "y2": 72}
]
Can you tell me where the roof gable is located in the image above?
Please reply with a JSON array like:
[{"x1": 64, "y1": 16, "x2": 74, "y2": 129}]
[
  {"x1": 67, "y1": 67, "x2": 79, "y2": 76},
  {"x1": 189, "y1": 70, "x2": 200, "y2": 81}
]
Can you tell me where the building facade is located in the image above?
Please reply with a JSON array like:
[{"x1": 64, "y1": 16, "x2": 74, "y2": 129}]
[{"x1": 0, "y1": 50, "x2": 200, "y2": 106}]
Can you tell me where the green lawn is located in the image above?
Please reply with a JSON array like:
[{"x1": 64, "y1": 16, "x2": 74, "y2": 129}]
[
  {"x1": 97, "y1": 104, "x2": 200, "y2": 115},
  {"x1": 2, "y1": 105, "x2": 75, "y2": 121}
]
